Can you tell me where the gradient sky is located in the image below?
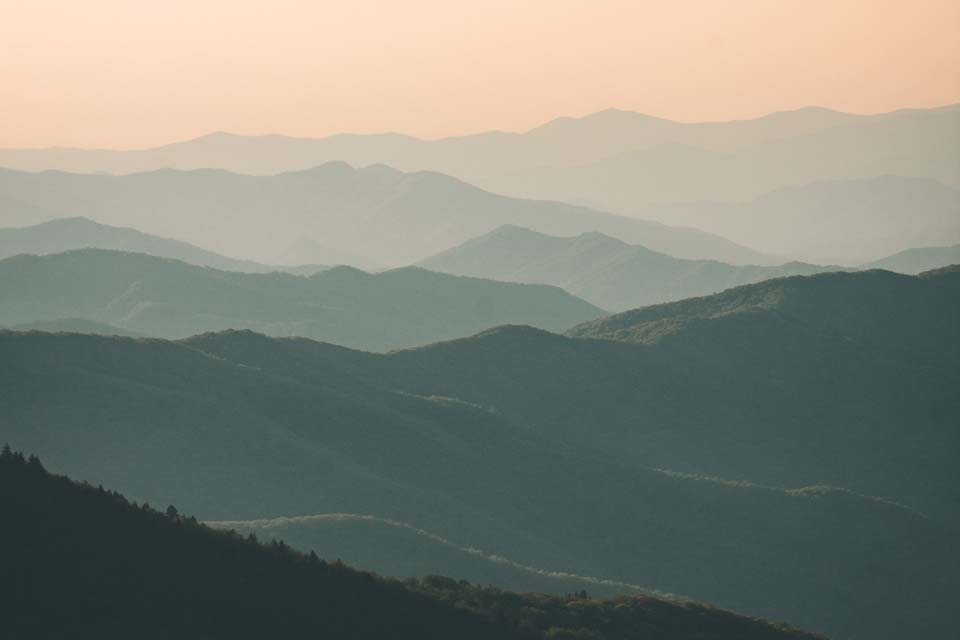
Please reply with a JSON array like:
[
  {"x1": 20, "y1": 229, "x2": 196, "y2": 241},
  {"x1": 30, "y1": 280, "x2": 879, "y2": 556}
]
[{"x1": 2, "y1": 0, "x2": 958, "y2": 149}]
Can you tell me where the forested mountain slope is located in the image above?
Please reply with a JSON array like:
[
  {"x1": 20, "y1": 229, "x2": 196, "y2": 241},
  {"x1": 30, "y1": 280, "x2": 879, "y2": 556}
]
[
  {"x1": 0, "y1": 450, "x2": 824, "y2": 640},
  {"x1": 2, "y1": 311, "x2": 958, "y2": 637}
]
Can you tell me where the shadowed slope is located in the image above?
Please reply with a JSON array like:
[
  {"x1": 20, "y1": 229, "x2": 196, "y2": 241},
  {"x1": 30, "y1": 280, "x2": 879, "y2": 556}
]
[
  {"x1": 2, "y1": 315, "x2": 957, "y2": 637},
  {"x1": 1, "y1": 450, "x2": 825, "y2": 640}
]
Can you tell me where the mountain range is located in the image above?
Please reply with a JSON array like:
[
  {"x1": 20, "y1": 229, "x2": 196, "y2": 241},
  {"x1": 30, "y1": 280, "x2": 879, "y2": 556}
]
[
  {"x1": 0, "y1": 164, "x2": 766, "y2": 267},
  {"x1": 3, "y1": 451, "x2": 826, "y2": 639},
  {"x1": 641, "y1": 176, "x2": 960, "y2": 264},
  {"x1": 2, "y1": 267, "x2": 958, "y2": 639},
  {"x1": 0, "y1": 249, "x2": 602, "y2": 351},
  {"x1": 419, "y1": 225, "x2": 836, "y2": 311},
  {"x1": 1, "y1": 105, "x2": 956, "y2": 207},
  {"x1": 482, "y1": 106, "x2": 960, "y2": 213}
]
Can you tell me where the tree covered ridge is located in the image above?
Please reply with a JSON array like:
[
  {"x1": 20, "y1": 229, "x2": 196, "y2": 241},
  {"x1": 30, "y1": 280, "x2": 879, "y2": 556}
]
[
  {"x1": 0, "y1": 446, "x2": 823, "y2": 640},
  {"x1": 565, "y1": 265, "x2": 960, "y2": 348}
]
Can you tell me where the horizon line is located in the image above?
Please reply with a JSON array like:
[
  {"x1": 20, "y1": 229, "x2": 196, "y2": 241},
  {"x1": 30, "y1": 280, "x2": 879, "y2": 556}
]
[{"x1": 4, "y1": 100, "x2": 958, "y2": 154}]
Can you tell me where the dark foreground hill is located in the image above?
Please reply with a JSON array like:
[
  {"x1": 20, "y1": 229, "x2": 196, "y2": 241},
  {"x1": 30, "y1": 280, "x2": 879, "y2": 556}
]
[
  {"x1": 385, "y1": 268, "x2": 960, "y2": 523},
  {"x1": 0, "y1": 249, "x2": 602, "y2": 350},
  {"x1": 0, "y1": 450, "x2": 821, "y2": 640},
  {"x1": 2, "y1": 316, "x2": 958, "y2": 638},
  {"x1": 419, "y1": 225, "x2": 834, "y2": 310},
  {"x1": 207, "y1": 511, "x2": 649, "y2": 598}
]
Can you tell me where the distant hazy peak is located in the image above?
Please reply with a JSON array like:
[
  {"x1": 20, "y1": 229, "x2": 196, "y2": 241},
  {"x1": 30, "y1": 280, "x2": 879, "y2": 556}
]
[
  {"x1": 526, "y1": 108, "x2": 673, "y2": 135},
  {"x1": 756, "y1": 174, "x2": 957, "y2": 199}
]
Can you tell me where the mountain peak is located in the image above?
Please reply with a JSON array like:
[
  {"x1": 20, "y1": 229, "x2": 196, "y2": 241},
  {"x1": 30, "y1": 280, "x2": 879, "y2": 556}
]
[{"x1": 527, "y1": 107, "x2": 673, "y2": 135}]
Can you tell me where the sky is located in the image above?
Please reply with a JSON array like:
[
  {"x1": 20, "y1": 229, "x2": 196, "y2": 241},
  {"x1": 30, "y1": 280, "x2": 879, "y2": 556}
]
[{"x1": 1, "y1": 0, "x2": 958, "y2": 149}]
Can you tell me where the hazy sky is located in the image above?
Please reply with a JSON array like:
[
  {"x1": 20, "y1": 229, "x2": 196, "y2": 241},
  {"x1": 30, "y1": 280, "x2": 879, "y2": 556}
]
[{"x1": 2, "y1": 0, "x2": 958, "y2": 149}]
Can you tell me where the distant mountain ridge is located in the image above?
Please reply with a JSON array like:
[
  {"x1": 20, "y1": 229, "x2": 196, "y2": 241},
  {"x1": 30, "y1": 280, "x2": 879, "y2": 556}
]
[
  {"x1": 1, "y1": 103, "x2": 955, "y2": 216},
  {"x1": 0, "y1": 249, "x2": 603, "y2": 351},
  {"x1": 864, "y1": 244, "x2": 960, "y2": 274},
  {"x1": 481, "y1": 105, "x2": 960, "y2": 210},
  {"x1": 641, "y1": 176, "x2": 960, "y2": 264},
  {"x1": 0, "y1": 164, "x2": 769, "y2": 267},
  {"x1": 419, "y1": 225, "x2": 836, "y2": 310},
  {"x1": 0, "y1": 217, "x2": 301, "y2": 273}
]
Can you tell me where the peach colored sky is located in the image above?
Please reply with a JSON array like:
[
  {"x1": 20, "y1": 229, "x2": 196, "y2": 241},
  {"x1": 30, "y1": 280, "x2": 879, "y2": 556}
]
[{"x1": 1, "y1": 0, "x2": 958, "y2": 149}]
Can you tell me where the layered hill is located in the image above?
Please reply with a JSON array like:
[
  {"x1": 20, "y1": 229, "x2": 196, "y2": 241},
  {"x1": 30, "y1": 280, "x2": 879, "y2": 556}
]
[
  {"x1": 0, "y1": 165, "x2": 769, "y2": 267},
  {"x1": 642, "y1": 176, "x2": 960, "y2": 264},
  {"x1": 0, "y1": 249, "x2": 602, "y2": 350},
  {"x1": 3, "y1": 264, "x2": 960, "y2": 639},
  {"x1": 864, "y1": 244, "x2": 960, "y2": 274},
  {"x1": 0, "y1": 216, "x2": 302, "y2": 272},
  {"x1": 419, "y1": 225, "x2": 834, "y2": 310},
  {"x1": 4, "y1": 317, "x2": 140, "y2": 336},
  {"x1": 1, "y1": 104, "x2": 955, "y2": 208},
  {"x1": 484, "y1": 106, "x2": 959, "y2": 212},
  {"x1": 0, "y1": 218, "x2": 326, "y2": 275},
  {"x1": 0, "y1": 450, "x2": 824, "y2": 640},
  {"x1": 361, "y1": 268, "x2": 960, "y2": 524}
]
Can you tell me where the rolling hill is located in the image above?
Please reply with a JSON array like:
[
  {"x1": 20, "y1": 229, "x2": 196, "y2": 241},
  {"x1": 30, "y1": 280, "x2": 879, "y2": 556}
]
[
  {"x1": 0, "y1": 249, "x2": 602, "y2": 350},
  {"x1": 2, "y1": 264, "x2": 959, "y2": 638},
  {"x1": 360, "y1": 268, "x2": 960, "y2": 525},
  {"x1": 0, "y1": 165, "x2": 767, "y2": 267},
  {"x1": 3, "y1": 317, "x2": 140, "y2": 336},
  {"x1": 863, "y1": 244, "x2": 960, "y2": 274},
  {"x1": 1, "y1": 450, "x2": 825, "y2": 639},
  {"x1": 0, "y1": 216, "x2": 291, "y2": 272},
  {"x1": 419, "y1": 225, "x2": 835, "y2": 310},
  {"x1": 640, "y1": 176, "x2": 960, "y2": 264}
]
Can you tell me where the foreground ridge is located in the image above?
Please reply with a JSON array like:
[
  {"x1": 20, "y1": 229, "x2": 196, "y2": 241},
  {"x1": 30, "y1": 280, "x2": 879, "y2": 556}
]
[{"x1": 0, "y1": 447, "x2": 822, "y2": 640}]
